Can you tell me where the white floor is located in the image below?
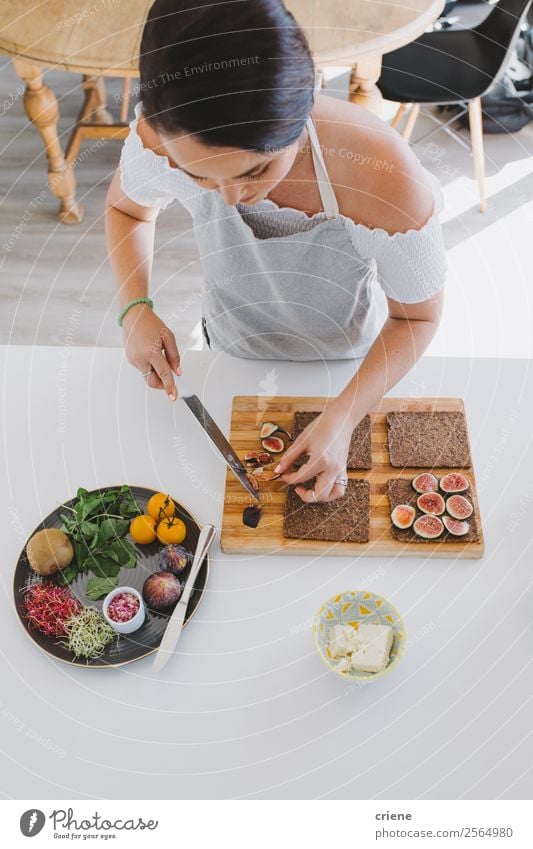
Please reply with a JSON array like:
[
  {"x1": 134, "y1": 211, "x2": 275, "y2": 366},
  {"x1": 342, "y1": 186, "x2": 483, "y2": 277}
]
[
  {"x1": 1, "y1": 62, "x2": 532, "y2": 359},
  {"x1": 417, "y1": 108, "x2": 533, "y2": 361}
]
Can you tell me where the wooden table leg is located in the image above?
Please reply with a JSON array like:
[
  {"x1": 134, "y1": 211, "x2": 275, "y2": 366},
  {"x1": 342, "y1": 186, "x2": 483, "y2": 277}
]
[
  {"x1": 120, "y1": 78, "x2": 132, "y2": 124},
  {"x1": 66, "y1": 74, "x2": 114, "y2": 164},
  {"x1": 349, "y1": 53, "x2": 383, "y2": 115},
  {"x1": 13, "y1": 59, "x2": 84, "y2": 224},
  {"x1": 82, "y1": 75, "x2": 113, "y2": 124}
]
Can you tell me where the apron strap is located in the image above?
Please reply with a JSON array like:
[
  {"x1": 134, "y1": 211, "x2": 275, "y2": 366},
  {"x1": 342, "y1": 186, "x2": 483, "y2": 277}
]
[
  {"x1": 306, "y1": 117, "x2": 340, "y2": 220},
  {"x1": 307, "y1": 73, "x2": 339, "y2": 220}
]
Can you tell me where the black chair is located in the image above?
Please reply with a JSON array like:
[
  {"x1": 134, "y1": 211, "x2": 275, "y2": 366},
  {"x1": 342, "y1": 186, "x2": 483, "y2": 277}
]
[{"x1": 378, "y1": 0, "x2": 532, "y2": 211}]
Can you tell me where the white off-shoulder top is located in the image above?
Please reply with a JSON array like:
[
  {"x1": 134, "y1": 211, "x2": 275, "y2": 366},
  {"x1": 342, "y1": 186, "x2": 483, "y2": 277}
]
[{"x1": 118, "y1": 102, "x2": 447, "y2": 361}]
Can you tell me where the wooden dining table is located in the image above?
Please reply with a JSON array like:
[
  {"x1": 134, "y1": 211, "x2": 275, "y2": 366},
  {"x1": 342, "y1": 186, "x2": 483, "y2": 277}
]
[{"x1": 0, "y1": 0, "x2": 444, "y2": 223}]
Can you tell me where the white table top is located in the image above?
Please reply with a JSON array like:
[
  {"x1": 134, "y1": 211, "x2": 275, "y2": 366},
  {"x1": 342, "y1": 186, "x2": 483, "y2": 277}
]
[{"x1": 1, "y1": 346, "x2": 531, "y2": 800}]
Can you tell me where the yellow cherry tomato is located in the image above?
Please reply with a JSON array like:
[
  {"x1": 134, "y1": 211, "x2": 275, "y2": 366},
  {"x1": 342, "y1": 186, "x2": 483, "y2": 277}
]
[
  {"x1": 156, "y1": 517, "x2": 186, "y2": 545},
  {"x1": 130, "y1": 514, "x2": 157, "y2": 544},
  {"x1": 146, "y1": 492, "x2": 175, "y2": 522}
]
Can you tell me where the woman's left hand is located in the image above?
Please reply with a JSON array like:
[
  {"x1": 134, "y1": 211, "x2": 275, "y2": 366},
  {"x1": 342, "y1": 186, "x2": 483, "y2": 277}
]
[{"x1": 275, "y1": 406, "x2": 354, "y2": 502}]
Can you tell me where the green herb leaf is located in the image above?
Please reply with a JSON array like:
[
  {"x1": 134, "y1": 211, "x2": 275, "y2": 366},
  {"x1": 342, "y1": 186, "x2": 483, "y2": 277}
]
[
  {"x1": 122, "y1": 555, "x2": 136, "y2": 568},
  {"x1": 57, "y1": 565, "x2": 78, "y2": 585},
  {"x1": 59, "y1": 512, "x2": 73, "y2": 531},
  {"x1": 91, "y1": 558, "x2": 121, "y2": 579},
  {"x1": 58, "y1": 486, "x2": 144, "y2": 587},
  {"x1": 80, "y1": 496, "x2": 102, "y2": 521},
  {"x1": 91, "y1": 531, "x2": 102, "y2": 551},
  {"x1": 104, "y1": 539, "x2": 137, "y2": 568},
  {"x1": 114, "y1": 519, "x2": 130, "y2": 537},
  {"x1": 72, "y1": 540, "x2": 88, "y2": 568},
  {"x1": 119, "y1": 498, "x2": 140, "y2": 518},
  {"x1": 120, "y1": 539, "x2": 137, "y2": 564},
  {"x1": 97, "y1": 518, "x2": 119, "y2": 546},
  {"x1": 86, "y1": 576, "x2": 118, "y2": 600},
  {"x1": 80, "y1": 555, "x2": 97, "y2": 573},
  {"x1": 116, "y1": 547, "x2": 136, "y2": 568}
]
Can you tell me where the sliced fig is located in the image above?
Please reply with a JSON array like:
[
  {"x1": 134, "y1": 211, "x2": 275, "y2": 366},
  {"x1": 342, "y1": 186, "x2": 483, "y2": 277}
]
[
  {"x1": 257, "y1": 451, "x2": 272, "y2": 465},
  {"x1": 413, "y1": 514, "x2": 444, "y2": 539},
  {"x1": 252, "y1": 467, "x2": 281, "y2": 482},
  {"x1": 446, "y1": 494, "x2": 473, "y2": 519},
  {"x1": 391, "y1": 504, "x2": 416, "y2": 529},
  {"x1": 412, "y1": 473, "x2": 439, "y2": 493},
  {"x1": 259, "y1": 421, "x2": 279, "y2": 438},
  {"x1": 243, "y1": 505, "x2": 262, "y2": 528},
  {"x1": 245, "y1": 472, "x2": 259, "y2": 492},
  {"x1": 259, "y1": 421, "x2": 292, "y2": 441},
  {"x1": 243, "y1": 450, "x2": 261, "y2": 467},
  {"x1": 261, "y1": 436, "x2": 284, "y2": 453},
  {"x1": 417, "y1": 492, "x2": 445, "y2": 515},
  {"x1": 440, "y1": 473, "x2": 469, "y2": 493},
  {"x1": 443, "y1": 515, "x2": 470, "y2": 536}
]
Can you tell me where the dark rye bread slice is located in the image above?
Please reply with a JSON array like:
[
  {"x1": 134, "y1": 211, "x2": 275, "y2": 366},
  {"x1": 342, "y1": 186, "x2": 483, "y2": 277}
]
[
  {"x1": 387, "y1": 411, "x2": 472, "y2": 468},
  {"x1": 292, "y1": 412, "x2": 372, "y2": 470},
  {"x1": 283, "y1": 479, "x2": 370, "y2": 543},
  {"x1": 388, "y1": 477, "x2": 479, "y2": 543}
]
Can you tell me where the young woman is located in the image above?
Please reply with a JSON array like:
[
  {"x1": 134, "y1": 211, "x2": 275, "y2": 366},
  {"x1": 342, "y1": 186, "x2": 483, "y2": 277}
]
[{"x1": 106, "y1": 0, "x2": 446, "y2": 504}]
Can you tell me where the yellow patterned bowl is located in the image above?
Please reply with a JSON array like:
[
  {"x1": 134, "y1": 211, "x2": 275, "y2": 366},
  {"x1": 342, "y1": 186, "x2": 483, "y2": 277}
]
[{"x1": 312, "y1": 590, "x2": 406, "y2": 681}]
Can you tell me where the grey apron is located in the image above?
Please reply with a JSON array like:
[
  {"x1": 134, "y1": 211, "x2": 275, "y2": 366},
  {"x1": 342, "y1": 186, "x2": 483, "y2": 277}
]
[{"x1": 192, "y1": 117, "x2": 387, "y2": 361}]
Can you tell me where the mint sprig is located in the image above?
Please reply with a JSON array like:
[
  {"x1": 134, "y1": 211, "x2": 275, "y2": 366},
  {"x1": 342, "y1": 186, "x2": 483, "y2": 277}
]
[{"x1": 58, "y1": 487, "x2": 141, "y2": 594}]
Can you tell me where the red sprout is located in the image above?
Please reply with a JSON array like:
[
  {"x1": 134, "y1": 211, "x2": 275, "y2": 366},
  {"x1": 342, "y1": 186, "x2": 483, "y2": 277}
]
[{"x1": 24, "y1": 583, "x2": 82, "y2": 638}]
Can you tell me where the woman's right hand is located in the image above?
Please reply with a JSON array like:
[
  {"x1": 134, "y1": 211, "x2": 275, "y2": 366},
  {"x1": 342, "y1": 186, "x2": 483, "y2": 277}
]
[{"x1": 122, "y1": 304, "x2": 181, "y2": 401}]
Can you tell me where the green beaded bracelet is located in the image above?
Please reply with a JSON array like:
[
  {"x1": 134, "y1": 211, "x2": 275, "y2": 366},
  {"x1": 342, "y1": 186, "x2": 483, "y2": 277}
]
[{"x1": 118, "y1": 297, "x2": 154, "y2": 327}]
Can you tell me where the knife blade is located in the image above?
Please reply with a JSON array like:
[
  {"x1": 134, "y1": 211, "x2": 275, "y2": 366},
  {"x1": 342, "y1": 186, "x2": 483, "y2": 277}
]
[
  {"x1": 176, "y1": 379, "x2": 260, "y2": 502},
  {"x1": 152, "y1": 523, "x2": 217, "y2": 673}
]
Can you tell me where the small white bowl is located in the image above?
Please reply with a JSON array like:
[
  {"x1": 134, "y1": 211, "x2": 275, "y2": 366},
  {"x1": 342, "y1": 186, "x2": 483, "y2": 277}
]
[
  {"x1": 313, "y1": 590, "x2": 406, "y2": 681},
  {"x1": 102, "y1": 586, "x2": 145, "y2": 635}
]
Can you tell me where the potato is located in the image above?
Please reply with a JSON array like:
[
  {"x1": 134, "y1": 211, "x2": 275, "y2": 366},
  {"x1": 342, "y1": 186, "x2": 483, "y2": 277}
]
[{"x1": 26, "y1": 528, "x2": 74, "y2": 576}]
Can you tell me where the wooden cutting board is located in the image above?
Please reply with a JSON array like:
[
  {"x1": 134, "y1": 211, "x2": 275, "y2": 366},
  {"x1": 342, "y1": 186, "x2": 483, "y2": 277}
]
[{"x1": 221, "y1": 396, "x2": 485, "y2": 559}]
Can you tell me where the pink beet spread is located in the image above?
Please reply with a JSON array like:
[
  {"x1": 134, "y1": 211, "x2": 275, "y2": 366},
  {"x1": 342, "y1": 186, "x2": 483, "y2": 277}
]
[{"x1": 107, "y1": 592, "x2": 140, "y2": 623}]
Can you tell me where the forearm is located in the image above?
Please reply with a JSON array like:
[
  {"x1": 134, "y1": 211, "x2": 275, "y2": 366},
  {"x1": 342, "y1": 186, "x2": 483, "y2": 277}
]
[
  {"x1": 105, "y1": 205, "x2": 156, "y2": 308},
  {"x1": 333, "y1": 315, "x2": 440, "y2": 426}
]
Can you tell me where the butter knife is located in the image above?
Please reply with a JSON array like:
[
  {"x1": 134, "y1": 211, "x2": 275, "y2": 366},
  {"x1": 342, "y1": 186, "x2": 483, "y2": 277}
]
[
  {"x1": 152, "y1": 523, "x2": 217, "y2": 673},
  {"x1": 176, "y1": 379, "x2": 260, "y2": 502}
]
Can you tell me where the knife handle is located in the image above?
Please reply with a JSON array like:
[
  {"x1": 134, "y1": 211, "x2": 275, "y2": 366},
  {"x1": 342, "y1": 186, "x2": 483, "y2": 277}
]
[
  {"x1": 151, "y1": 524, "x2": 216, "y2": 674},
  {"x1": 181, "y1": 523, "x2": 217, "y2": 607},
  {"x1": 174, "y1": 376, "x2": 194, "y2": 399}
]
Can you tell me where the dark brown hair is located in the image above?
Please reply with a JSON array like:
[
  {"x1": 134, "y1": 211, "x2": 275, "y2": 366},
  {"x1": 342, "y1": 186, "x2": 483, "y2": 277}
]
[{"x1": 139, "y1": 0, "x2": 315, "y2": 151}]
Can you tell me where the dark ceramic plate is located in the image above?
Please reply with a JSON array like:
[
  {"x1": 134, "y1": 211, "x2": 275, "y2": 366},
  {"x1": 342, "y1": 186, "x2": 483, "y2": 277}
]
[{"x1": 13, "y1": 486, "x2": 209, "y2": 668}]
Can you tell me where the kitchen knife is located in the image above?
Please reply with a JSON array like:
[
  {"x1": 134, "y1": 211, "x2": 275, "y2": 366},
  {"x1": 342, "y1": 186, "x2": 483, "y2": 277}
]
[
  {"x1": 176, "y1": 378, "x2": 260, "y2": 501},
  {"x1": 151, "y1": 523, "x2": 217, "y2": 673}
]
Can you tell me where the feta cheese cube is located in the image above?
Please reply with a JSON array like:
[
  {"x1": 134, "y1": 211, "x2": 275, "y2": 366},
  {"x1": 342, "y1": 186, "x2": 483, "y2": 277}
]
[
  {"x1": 327, "y1": 622, "x2": 394, "y2": 674},
  {"x1": 334, "y1": 658, "x2": 352, "y2": 674},
  {"x1": 328, "y1": 624, "x2": 359, "y2": 658},
  {"x1": 349, "y1": 623, "x2": 393, "y2": 674}
]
